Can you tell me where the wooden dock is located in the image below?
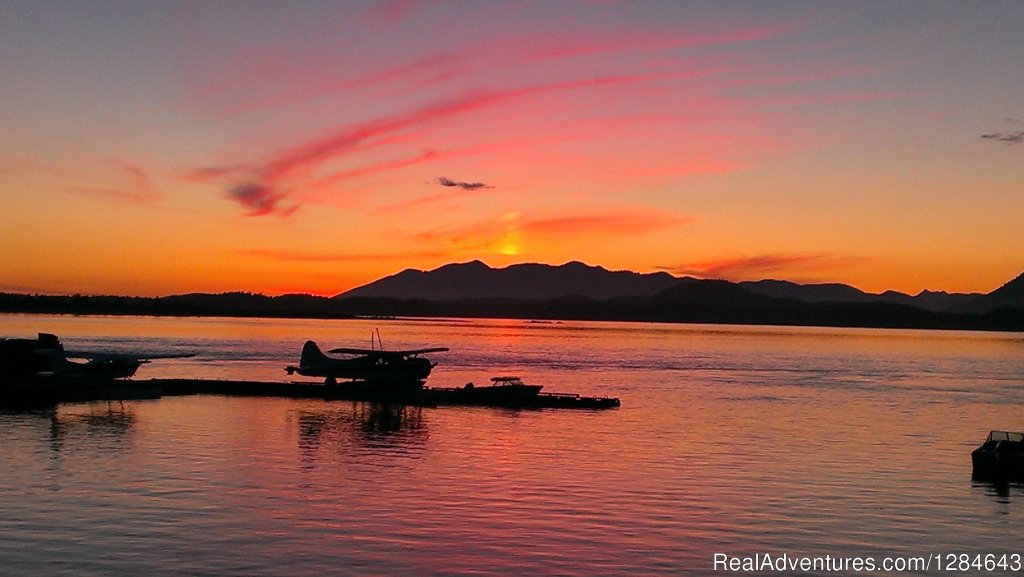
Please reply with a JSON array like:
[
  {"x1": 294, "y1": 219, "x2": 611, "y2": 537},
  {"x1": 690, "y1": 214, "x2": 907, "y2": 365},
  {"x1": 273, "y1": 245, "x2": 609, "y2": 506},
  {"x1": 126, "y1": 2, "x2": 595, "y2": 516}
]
[{"x1": 2, "y1": 378, "x2": 621, "y2": 410}]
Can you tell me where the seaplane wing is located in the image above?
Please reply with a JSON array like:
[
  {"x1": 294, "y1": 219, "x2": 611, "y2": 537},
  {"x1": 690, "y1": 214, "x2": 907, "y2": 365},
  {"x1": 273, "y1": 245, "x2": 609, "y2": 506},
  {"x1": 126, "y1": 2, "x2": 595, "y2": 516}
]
[
  {"x1": 64, "y1": 351, "x2": 196, "y2": 362},
  {"x1": 327, "y1": 347, "x2": 449, "y2": 356}
]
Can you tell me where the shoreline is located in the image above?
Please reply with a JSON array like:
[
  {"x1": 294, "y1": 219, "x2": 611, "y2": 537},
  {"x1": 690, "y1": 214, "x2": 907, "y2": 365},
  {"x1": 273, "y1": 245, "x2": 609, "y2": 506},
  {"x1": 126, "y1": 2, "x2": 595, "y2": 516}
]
[{"x1": 1, "y1": 308, "x2": 1021, "y2": 333}]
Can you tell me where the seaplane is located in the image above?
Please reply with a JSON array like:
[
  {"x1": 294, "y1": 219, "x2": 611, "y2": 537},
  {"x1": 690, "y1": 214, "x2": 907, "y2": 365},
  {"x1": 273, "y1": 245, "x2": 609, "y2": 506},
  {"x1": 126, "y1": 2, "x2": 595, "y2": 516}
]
[
  {"x1": 0, "y1": 333, "x2": 194, "y2": 384},
  {"x1": 284, "y1": 333, "x2": 448, "y2": 386}
]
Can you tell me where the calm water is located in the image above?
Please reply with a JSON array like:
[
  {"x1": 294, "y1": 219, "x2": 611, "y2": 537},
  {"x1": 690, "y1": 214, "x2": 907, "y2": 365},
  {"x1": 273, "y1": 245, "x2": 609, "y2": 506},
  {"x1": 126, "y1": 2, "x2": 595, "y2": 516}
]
[{"x1": 1, "y1": 314, "x2": 1023, "y2": 576}]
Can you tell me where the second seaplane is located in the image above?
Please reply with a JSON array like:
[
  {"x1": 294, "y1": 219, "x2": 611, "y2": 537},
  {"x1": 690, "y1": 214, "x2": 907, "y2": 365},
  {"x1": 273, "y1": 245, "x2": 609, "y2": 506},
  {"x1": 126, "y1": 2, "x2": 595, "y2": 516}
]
[
  {"x1": 285, "y1": 339, "x2": 449, "y2": 386},
  {"x1": 1, "y1": 332, "x2": 194, "y2": 384}
]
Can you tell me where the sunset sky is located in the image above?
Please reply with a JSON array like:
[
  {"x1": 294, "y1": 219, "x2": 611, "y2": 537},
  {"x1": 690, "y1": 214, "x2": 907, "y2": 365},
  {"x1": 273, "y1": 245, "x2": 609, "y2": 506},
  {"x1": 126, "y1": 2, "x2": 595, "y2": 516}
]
[{"x1": 2, "y1": 1, "x2": 1022, "y2": 297}]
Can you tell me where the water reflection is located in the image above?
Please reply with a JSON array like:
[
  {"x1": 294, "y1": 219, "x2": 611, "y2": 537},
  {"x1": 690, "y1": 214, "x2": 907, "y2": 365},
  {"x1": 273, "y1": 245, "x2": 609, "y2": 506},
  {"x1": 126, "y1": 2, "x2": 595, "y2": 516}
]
[
  {"x1": 972, "y1": 478, "x2": 1024, "y2": 502},
  {"x1": 3, "y1": 316, "x2": 1024, "y2": 577},
  {"x1": 48, "y1": 403, "x2": 137, "y2": 454},
  {"x1": 294, "y1": 402, "x2": 428, "y2": 466}
]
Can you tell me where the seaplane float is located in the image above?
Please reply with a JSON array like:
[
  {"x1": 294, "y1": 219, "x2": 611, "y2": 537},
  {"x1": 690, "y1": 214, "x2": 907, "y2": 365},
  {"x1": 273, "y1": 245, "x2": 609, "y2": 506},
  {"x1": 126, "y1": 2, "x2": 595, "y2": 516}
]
[{"x1": 0, "y1": 333, "x2": 192, "y2": 406}]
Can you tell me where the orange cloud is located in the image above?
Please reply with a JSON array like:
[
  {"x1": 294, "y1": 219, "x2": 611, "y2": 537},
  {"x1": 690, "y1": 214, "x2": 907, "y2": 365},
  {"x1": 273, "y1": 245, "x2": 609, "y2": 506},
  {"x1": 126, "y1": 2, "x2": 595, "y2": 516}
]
[
  {"x1": 234, "y1": 249, "x2": 444, "y2": 262},
  {"x1": 662, "y1": 253, "x2": 864, "y2": 281},
  {"x1": 414, "y1": 207, "x2": 693, "y2": 254},
  {"x1": 522, "y1": 209, "x2": 693, "y2": 239}
]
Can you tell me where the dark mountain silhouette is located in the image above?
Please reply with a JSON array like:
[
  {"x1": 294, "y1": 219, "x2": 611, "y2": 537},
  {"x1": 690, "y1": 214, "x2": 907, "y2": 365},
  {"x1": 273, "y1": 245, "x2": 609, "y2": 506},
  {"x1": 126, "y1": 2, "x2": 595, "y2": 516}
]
[
  {"x1": 738, "y1": 279, "x2": 982, "y2": 312},
  {"x1": 875, "y1": 289, "x2": 982, "y2": 312},
  {"x1": 961, "y1": 272, "x2": 1024, "y2": 314},
  {"x1": 3, "y1": 263, "x2": 1022, "y2": 331},
  {"x1": 326, "y1": 261, "x2": 1024, "y2": 329},
  {"x1": 339, "y1": 260, "x2": 682, "y2": 301},
  {"x1": 989, "y1": 272, "x2": 1024, "y2": 300},
  {"x1": 339, "y1": 261, "x2": 987, "y2": 313},
  {"x1": 739, "y1": 279, "x2": 875, "y2": 303}
]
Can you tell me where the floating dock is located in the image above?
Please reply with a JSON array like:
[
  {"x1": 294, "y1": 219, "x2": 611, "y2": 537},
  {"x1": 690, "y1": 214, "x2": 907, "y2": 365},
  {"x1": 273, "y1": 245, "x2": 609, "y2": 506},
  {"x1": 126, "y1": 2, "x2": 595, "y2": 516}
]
[{"x1": 2, "y1": 378, "x2": 621, "y2": 410}]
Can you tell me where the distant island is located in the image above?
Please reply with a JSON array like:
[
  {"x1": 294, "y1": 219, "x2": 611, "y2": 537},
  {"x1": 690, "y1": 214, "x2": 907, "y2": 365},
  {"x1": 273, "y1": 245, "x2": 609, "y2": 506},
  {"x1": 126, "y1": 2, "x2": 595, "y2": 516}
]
[{"x1": 2, "y1": 261, "x2": 1023, "y2": 331}]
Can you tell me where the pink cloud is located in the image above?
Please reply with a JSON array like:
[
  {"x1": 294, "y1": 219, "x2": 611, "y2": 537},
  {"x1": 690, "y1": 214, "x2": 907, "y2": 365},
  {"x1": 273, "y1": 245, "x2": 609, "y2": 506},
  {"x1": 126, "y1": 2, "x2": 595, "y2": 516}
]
[
  {"x1": 265, "y1": 74, "x2": 649, "y2": 180},
  {"x1": 204, "y1": 74, "x2": 655, "y2": 216},
  {"x1": 181, "y1": 16, "x2": 821, "y2": 218},
  {"x1": 305, "y1": 149, "x2": 439, "y2": 193},
  {"x1": 189, "y1": 18, "x2": 802, "y2": 115},
  {"x1": 305, "y1": 137, "x2": 530, "y2": 204},
  {"x1": 662, "y1": 253, "x2": 862, "y2": 281},
  {"x1": 62, "y1": 160, "x2": 162, "y2": 206}
]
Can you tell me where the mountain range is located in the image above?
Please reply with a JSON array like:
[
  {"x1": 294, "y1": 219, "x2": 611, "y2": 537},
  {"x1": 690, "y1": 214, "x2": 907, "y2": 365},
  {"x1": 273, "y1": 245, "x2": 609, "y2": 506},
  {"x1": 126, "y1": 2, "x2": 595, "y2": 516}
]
[
  {"x1": 3, "y1": 261, "x2": 1023, "y2": 330},
  {"x1": 339, "y1": 260, "x2": 1022, "y2": 315}
]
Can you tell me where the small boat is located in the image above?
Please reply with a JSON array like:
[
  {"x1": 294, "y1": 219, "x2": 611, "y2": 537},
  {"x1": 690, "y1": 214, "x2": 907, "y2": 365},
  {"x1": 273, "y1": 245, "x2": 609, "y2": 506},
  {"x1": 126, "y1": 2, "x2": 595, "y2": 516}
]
[
  {"x1": 456, "y1": 376, "x2": 544, "y2": 402},
  {"x1": 431, "y1": 376, "x2": 620, "y2": 409},
  {"x1": 971, "y1": 430, "x2": 1024, "y2": 480}
]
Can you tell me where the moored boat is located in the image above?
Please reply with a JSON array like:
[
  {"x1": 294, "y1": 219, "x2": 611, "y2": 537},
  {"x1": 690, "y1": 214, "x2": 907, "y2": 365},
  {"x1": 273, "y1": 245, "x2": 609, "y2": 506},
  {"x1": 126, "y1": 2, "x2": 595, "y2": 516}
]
[
  {"x1": 971, "y1": 430, "x2": 1024, "y2": 480},
  {"x1": 429, "y1": 376, "x2": 620, "y2": 409},
  {"x1": 457, "y1": 376, "x2": 544, "y2": 401}
]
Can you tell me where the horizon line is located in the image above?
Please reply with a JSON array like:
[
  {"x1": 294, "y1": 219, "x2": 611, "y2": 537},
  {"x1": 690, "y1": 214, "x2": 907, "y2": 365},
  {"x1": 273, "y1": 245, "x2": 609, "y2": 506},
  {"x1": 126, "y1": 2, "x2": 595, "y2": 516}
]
[{"x1": 2, "y1": 257, "x2": 1017, "y2": 300}]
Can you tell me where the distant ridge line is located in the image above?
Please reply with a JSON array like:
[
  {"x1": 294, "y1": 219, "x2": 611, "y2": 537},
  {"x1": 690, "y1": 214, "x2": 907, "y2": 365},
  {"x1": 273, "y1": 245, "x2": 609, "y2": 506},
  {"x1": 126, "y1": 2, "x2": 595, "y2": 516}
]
[
  {"x1": 339, "y1": 260, "x2": 681, "y2": 301},
  {"x1": 337, "y1": 260, "x2": 1004, "y2": 314},
  {"x1": 2, "y1": 261, "x2": 1022, "y2": 331}
]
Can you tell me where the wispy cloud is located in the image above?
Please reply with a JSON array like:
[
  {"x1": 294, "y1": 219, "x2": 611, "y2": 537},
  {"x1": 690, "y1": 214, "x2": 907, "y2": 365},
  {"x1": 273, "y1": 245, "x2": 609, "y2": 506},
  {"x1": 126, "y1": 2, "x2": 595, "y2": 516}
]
[
  {"x1": 63, "y1": 160, "x2": 162, "y2": 206},
  {"x1": 981, "y1": 132, "x2": 1024, "y2": 144},
  {"x1": 981, "y1": 117, "x2": 1024, "y2": 145},
  {"x1": 181, "y1": 16, "x2": 815, "y2": 218},
  {"x1": 371, "y1": 181, "x2": 497, "y2": 215},
  {"x1": 228, "y1": 182, "x2": 299, "y2": 217},
  {"x1": 437, "y1": 176, "x2": 492, "y2": 190},
  {"x1": 191, "y1": 19, "x2": 798, "y2": 115},
  {"x1": 304, "y1": 138, "x2": 527, "y2": 202},
  {"x1": 307, "y1": 150, "x2": 439, "y2": 193},
  {"x1": 265, "y1": 75, "x2": 645, "y2": 180},
  {"x1": 660, "y1": 252, "x2": 858, "y2": 280},
  {"x1": 198, "y1": 74, "x2": 652, "y2": 217}
]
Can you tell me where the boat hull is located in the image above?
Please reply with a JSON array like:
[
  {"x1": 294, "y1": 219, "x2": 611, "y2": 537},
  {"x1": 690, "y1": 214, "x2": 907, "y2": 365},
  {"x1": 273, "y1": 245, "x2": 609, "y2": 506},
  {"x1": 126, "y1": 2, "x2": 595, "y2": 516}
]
[{"x1": 972, "y1": 447, "x2": 1024, "y2": 480}]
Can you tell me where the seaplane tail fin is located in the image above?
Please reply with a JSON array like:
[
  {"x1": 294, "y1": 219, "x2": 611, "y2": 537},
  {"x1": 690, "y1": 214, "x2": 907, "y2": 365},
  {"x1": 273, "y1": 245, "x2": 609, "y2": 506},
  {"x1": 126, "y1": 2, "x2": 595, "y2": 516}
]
[
  {"x1": 299, "y1": 340, "x2": 330, "y2": 367},
  {"x1": 286, "y1": 340, "x2": 329, "y2": 375}
]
